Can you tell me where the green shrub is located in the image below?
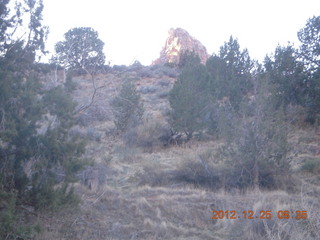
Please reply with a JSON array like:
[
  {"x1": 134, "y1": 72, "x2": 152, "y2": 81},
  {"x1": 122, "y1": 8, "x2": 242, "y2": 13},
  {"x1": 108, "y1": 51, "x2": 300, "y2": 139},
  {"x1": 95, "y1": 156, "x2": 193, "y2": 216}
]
[
  {"x1": 111, "y1": 80, "x2": 144, "y2": 133},
  {"x1": 217, "y1": 98, "x2": 292, "y2": 191},
  {"x1": 0, "y1": 190, "x2": 41, "y2": 240},
  {"x1": 301, "y1": 158, "x2": 320, "y2": 173},
  {"x1": 29, "y1": 183, "x2": 80, "y2": 211}
]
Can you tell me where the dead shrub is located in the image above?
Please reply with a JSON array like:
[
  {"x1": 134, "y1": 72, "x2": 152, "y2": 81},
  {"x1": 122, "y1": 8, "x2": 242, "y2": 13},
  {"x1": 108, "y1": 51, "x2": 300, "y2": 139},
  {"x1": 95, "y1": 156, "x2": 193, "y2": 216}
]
[
  {"x1": 173, "y1": 160, "x2": 223, "y2": 190},
  {"x1": 124, "y1": 114, "x2": 171, "y2": 151}
]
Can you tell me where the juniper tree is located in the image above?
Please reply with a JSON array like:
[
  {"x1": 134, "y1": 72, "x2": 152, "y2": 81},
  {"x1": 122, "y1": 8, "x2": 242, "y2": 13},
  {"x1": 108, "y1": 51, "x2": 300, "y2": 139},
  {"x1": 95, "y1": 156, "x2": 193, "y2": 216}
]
[
  {"x1": 264, "y1": 45, "x2": 305, "y2": 110},
  {"x1": 169, "y1": 52, "x2": 212, "y2": 140},
  {"x1": 298, "y1": 16, "x2": 320, "y2": 123},
  {"x1": 54, "y1": 27, "x2": 105, "y2": 72},
  {"x1": 111, "y1": 81, "x2": 144, "y2": 133},
  {"x1": 206, "y1": 36, "x2": 253, "y2": 111},
  {"x1": 0, "y1": 1, "x2": 86, "y2": 237}
]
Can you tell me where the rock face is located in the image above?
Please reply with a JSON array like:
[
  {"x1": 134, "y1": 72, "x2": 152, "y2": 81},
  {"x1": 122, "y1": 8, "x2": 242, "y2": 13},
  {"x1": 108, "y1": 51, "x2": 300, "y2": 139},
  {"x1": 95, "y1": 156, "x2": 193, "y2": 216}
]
[{"x1": 153, "y1": 28, "x2": 209, "y2": 65}]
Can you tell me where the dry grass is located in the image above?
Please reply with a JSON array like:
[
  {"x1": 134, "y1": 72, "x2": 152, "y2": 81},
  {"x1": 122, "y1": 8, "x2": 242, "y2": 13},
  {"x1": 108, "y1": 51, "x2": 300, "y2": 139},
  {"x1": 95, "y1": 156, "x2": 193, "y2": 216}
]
[
  {"x1": 35, "y1": 131, "x2": 320, "y2": 239},
  {"x1": 34, "y1": 72, "x2": 320, "y2": 239},
  {"x1": 36, "y1": 182, "x2": 320, "y2": 240}
]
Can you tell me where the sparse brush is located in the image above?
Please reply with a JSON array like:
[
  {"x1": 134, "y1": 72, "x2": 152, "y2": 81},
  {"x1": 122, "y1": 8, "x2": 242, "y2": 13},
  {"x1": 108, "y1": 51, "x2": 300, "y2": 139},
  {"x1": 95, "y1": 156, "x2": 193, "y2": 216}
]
[
  {"x1": 173, "y1": 158, "x2": 223, "y2": 190},
  {"x1": 123, "y1": 114, "x2": 171, "y2": 151},
  {"x1": 300, "y1": 158, "x2": 320, "y2": 174}
]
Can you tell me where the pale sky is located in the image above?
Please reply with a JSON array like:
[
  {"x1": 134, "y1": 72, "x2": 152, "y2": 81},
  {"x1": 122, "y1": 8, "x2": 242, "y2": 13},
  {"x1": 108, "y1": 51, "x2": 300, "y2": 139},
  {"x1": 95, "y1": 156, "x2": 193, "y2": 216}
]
[{"x1": 42, "y1": 0, "x2": 320, "y2": 66}]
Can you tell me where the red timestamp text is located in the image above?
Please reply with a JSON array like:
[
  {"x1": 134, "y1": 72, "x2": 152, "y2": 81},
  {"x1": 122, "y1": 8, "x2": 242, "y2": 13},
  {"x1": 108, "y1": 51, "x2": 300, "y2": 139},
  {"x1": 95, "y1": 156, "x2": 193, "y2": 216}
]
[{"x1": 212, "y1": 210, "x2": 308, "y2": 220}]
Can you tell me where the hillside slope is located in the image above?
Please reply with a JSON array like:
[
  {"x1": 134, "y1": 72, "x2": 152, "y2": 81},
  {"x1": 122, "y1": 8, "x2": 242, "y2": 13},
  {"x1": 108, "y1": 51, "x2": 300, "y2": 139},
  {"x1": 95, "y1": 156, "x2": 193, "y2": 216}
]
[{"x1": 35, "y1": 66, "x2": 320, "y2": 240}]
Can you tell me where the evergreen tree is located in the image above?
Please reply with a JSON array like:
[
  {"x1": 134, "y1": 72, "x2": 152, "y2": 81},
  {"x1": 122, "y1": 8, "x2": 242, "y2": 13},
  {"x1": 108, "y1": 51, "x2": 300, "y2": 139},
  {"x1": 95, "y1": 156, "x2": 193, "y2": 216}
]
[
  {"x1": 298, "y1": 16, "x2": 320, "y2": 123},
  {"x1": 0, "y1": 1, "x2": 86, "y2": 237},
  {"x1": 206, "y1": 36, "x2": 253, "y2": 111},
  {"x1": 0, "y1": 0, "x2": 46, "y2": 192},
  {"x1": 169, "y1": 52, "x2": 212, "y2": 140},
  {"x1": 111, "y1": 81, "x2": 144, "y2": 133},
  {"x1": 264, "y1": 44, "x2": 305, "y2": 109},
  {"x1": 298, "y1": 16, "x2": 320, "y2": 71},
  {"x1": 54, "y1": 27, "x2": 105, "y2": 71}
]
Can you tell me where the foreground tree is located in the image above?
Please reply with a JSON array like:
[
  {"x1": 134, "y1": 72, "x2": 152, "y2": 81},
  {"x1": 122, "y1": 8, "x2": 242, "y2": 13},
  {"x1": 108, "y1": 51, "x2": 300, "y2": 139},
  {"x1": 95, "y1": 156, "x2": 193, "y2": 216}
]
[
  {"x1": 54, "y1": 27, "x2": 105, "y2": 71},
  {"x1": 169, "y1": 52, "x2": 212, "y2": 140},
  {"x1": 298, "y1": 16, "x2": 320, "y2": 123},
  {"x1": 0, "y1": 1, "x2": 86, "y2": 238}
]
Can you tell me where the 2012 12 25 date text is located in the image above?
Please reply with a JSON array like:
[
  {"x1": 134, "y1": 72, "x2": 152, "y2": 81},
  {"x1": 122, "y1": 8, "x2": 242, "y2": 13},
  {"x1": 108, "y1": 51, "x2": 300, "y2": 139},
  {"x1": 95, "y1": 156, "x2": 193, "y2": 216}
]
[{"x1": 212, "y1": 210, "x2": 308, "y2": 220}]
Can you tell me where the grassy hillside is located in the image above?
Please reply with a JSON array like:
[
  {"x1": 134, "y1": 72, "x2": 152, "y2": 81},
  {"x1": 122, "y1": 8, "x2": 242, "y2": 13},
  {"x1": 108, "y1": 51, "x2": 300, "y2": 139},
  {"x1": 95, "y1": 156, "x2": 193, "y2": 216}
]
[{"x1": 35, "y1": 66, "x2": 320, "y2": 240}]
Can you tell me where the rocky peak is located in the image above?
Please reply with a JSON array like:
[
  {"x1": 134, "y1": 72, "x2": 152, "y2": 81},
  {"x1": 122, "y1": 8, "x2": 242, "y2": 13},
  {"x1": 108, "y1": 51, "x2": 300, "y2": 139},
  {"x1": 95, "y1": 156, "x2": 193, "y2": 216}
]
[{"x1": 153, "y1": 28, "x2": 209, "y2": 65}]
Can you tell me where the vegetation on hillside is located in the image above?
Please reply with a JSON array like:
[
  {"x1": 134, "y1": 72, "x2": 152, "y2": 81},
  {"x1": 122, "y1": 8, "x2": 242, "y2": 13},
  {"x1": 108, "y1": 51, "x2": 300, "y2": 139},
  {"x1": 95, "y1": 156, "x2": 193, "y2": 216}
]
[
  {"x1": 0, "y1": 1, "x2": 87, "y2": 238},
  {"x1": 0, "y1": 0, "x2": 319, "y2": 238},
  {"x1": 167, "y1": 16, "x2": 320, "y2": 191},
  {"x1": 54, "y1": 27, "x2": 106, "y2": 72}
]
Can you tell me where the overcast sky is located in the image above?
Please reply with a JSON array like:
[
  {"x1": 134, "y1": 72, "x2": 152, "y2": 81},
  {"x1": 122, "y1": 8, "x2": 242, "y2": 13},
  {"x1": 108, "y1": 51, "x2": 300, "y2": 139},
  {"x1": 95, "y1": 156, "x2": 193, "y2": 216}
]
[{"x1": 42, "y1": 0, "x2": 320, "y2": 66}]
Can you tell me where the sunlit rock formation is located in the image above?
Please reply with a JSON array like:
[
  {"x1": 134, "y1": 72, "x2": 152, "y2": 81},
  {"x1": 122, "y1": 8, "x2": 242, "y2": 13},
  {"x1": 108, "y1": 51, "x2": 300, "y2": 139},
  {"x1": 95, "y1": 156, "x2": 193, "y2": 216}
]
[{"x1": 153, "y1": 28, "x2": 209, "y2": 65}]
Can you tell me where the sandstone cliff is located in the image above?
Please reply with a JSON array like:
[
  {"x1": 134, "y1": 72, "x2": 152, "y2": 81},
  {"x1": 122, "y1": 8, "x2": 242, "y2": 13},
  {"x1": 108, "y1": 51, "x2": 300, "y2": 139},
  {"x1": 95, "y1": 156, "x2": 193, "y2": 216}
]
[{"x1": 153, "y1": 28, "x2": 209, "y2": 65}]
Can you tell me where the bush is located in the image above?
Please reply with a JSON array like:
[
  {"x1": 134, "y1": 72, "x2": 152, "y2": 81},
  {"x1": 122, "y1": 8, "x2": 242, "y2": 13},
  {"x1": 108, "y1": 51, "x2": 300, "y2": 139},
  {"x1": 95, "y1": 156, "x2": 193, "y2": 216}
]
[
  {"x1": 139, "y1": 148, "x2": 226, "y2": 190},
  {"x1": 29, "y1": 183, "x2": 80, "y2": 211},
  {"x1": 111, "y1": 80, "x2": 144, "y2": 133},
  {"x1": 216, "y1": 99, "x2": 292, "y2": 191},
  {"x1": 0, "y1": 190, "x2": 41, "y2": 239},
  {"x1": 124, "y1": 114, "x2": 170, "y2": 150},
  {"x1": 301, "y1": 158, "x2": 320, "y2": 173},
  {"x1": 173, "y1": 159, "x2": 223, "y2": 190}
]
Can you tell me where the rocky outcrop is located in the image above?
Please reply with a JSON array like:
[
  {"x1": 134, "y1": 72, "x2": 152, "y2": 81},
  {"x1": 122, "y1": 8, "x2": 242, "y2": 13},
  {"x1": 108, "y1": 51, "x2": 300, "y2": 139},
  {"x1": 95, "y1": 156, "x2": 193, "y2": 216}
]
[{"x1": 153, "y1": 28, "x2": 209, "y2": 65}]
